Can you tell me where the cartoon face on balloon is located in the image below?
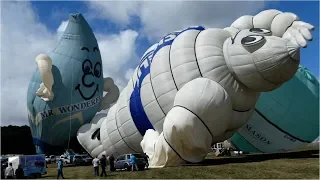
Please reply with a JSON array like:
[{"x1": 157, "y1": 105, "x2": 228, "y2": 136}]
[
  {"x1": 75, "y1": 46, "x2": 102, "y2": 100},
  {"x1": 27, "y1": 13, "x2": 106, "y2": 153},
  {"x1": 223, "y1": 27, "x2": 300, "y2": 92}
]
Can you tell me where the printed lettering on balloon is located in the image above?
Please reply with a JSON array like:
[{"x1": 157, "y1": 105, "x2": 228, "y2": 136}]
[
  {"x1": 284, "y1": 135, "x2": 297, "y2": 142},
  {"x1": 244, "y1": 124, "x2": 272, "y2": 145},
  {"x1": 129, "y1": 26, "x2": 205, "y2": 136},
  {"x1": 75, "y1": 46, "x2": 102, "y2": 100},
  {"x1": 30, "y1": 96, "x2": 102, "y2": 121}
]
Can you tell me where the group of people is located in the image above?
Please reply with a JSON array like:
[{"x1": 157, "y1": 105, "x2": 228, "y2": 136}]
[
  {"x1": 92, "y1": 154, "x2": 117, "y2": 177},
  {"x1": 92, "y1": 154, "x2": 110, "y2": 177},
  {"x1": 92, "y1": 153, "x2": 149, "y2": 175},
  {"x1": 4, "y1": 163, "x2": 24, "y2": 179},
  {"x1": 56, "y1": 153, "x2": 150, "y2": 178}
]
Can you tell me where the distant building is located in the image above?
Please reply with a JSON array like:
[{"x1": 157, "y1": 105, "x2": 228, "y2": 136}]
[
  {"x1": 212, "y1": 140, "x2": 233, "y2": 150},
  {"x1": 212, "y1": 143, "x2": 223, "y2": 150}
]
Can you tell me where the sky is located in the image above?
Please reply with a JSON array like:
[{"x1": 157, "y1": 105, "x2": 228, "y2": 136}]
[{"x1": 0, "y1": 0, "x2": 319, "y2": 126}]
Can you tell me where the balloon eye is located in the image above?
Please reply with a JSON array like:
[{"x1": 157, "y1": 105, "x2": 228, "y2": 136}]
[
  {"x1": 94, "y1": 62, "x2": 101, "y2": 78},
  {"x1": 241, "y1": 35, "x2": 265, "y2": 46},
  {"x1": 249, "y1": 28, "x2": 271, "y2": 35},
  {"x1": 84, "y1": 66, "x2": 91, "y2": 73},
  {"x1": 91, "y1": 128, "x2": 100, "y2": 141},
  {"x1": 94, "y1": 70, "x2": 100, "y2": 77},
  {"x1": 82, "y1": 59, "x2": 92, "y2": 74}
]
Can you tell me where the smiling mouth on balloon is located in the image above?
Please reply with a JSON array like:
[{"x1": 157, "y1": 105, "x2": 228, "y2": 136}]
[{"x1": 75, "y1": 84, "x2": 99, "y2": 100}]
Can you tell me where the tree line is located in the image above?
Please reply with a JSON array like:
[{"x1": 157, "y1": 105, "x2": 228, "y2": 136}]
[{"x1": 1, "y1": 125, "x2": 86, "y2": 155}]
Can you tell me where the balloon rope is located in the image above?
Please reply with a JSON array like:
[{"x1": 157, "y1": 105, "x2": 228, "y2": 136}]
[{"x1": 67, "y1": 63, "x2": 73, "y2": 151}]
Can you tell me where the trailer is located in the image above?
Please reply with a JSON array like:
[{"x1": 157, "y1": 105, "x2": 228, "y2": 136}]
[{"x1": 8, "y1": 154, "x2": 46, "y2": 179}]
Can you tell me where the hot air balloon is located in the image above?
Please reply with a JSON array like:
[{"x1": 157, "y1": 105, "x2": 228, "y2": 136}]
[
  {"x1": 76, "y1": 9, "x2": 315, "y2": 168},
  {"x1": 27, "y1": 13, "x2": 119, "y2": 154},
  {"x1": 230, "y1": 65, "x2": 319, "y2": 153}
]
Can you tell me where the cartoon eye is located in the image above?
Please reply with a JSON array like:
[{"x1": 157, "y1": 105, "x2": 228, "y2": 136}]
[
  {"x1": 82, "y1": 59, "x2": 92, "y2": 74},
  {"x1": 249, "y1": 28, "x2": 271, "y2": 35},
  {"x1": 241, "y1": 35, "x2": 265, "y2": 46},
  {"x1": 94, "y1": 62, "x2": 102, "y2": 78},
  {"x1": 91, "y1": 128, "x2": 100, "y2": 141}
]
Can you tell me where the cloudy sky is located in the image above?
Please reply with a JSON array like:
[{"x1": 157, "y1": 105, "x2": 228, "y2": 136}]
[{"x1": 1, "y1": 1, "x2": 319, "y2": 126}]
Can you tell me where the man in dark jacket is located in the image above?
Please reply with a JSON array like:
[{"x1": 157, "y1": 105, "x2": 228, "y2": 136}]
[
  {"x1": 14, "y1": 164, "x2": 24, "y2": 179},
  {"x1": 144, "y1": 153, "x2": 149, "y2": 169},
  {"x1": 100, "y1": 155, "x2": 107, "y2": 177},
  {"x1": 109, "y1": 155, "x2": 115, "y2": 172}
]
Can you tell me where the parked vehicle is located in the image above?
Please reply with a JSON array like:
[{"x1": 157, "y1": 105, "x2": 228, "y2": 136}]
[
  {"x1": 234, "y1": 151, "x2": 243, "y2": 155},
  {"x1": 8, "y1": 155, "x2": 46, "y2": 179},
  {"x1": 61, "y1": 149, "x2": 76, "y2": 164},
  {"x1": 58, "y1": 156, "x2": 71, "y2": 165},
  {"x1": 114, "y1": 153, "x2": 146, "y2": 171},
  {"x1": 45, "y1": 155, "x2": 56, "y2": 164},
  {"x1": 73, "y1": 155, "x2": 87, "y2": 166},
  {"x1": 81, "y1": 155, "x2": 93, "y2": 165}
]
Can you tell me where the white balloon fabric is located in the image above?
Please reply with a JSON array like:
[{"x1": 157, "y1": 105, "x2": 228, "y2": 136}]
[
  {"x1": 100, "y1": 77, "x2": 120, "y2": 110},
  {"x1": 77, "y1": 113, "x2": 107, "y2": 158},
  {"x1": 77, "y1": 76, "x2": 119, "y2": 158},
  {"x1": 77, "y1": 9, "x2": 315, "y2": 168}
]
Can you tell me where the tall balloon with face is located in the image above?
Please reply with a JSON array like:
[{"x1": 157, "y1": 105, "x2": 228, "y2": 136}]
[{"x1": 27, "y1": 13, "x2": 104, "y2": 154}]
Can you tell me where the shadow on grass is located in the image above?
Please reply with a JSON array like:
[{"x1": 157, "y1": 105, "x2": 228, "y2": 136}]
[{"x1": 185, "y1": 150, "x2": 319, "y2": 166}]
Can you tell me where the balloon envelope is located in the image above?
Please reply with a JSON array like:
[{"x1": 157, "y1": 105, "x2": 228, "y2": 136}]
[
  {"x1": 27, "y1": 13, "x2": 103, "y2": 154},
  {"x1": 230, "y1": 65, "x2": 319, "y2": 153}
]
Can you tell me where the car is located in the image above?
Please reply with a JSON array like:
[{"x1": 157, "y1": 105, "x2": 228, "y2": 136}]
[
  {"x1": 58, "y1": 156, "x2": 71, "y2": 165},
  {"x1": 114, "y1": 153, "x2": 146, "y2": 171},
  {"x1": 73, "y1": 155, "x2": 87, "y2": 166},
  {"x1": 45, "y1": 155, "x2": 56, "y2": 164},
  {"x1": 81, "y1": 155, "x2": 93, "y2": 165}
]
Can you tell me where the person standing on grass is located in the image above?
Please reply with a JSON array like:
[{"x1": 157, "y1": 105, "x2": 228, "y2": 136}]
[
  {"x1": 5, "y1": 163, "x2": 14, "y2": 179},
  {"x1": 130, "y1": 154, "x2": 138, "y2": 171},
  {"x1": 109, "y1": 155, "x2": 115, "y2": 172},
  {"x1": 14, "y1": 164, "x2": 24, "y2": 179},
  {"x1": 92, "y1": 156, "x2": 100, "y2": 177},
  {"x1": 56, "y1": 159, "x2": 65, "y2": 179},
  {"x1": 100, "y1": 155, "x2": 107, "y2": 177},
  {"x1": 143, "y1": 153, "x2": 149, "y2": 169}
]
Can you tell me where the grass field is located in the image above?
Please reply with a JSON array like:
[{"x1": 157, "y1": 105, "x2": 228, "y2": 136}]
[{"x1": 42, "y1": 149, "x2": 319, "y2": 179}]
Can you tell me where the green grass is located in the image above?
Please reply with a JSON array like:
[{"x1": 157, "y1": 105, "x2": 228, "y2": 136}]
[{"x1": 42, "y1": 150, "x2": 319, "y2": 179}]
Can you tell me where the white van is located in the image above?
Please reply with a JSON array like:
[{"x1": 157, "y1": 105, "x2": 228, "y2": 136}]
[{"x1": 8, "y1": 155, "x2": 46, "y2": 179}]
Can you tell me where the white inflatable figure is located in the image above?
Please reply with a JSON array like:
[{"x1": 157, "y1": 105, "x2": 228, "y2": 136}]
[
  {"x1": 35, "y1": 54, "x2": 54, "y2": 101},
  {"x1": 77, "y1": 113, "x2": 107, "y2": 158},
  {"x1": 77, "y1": 77, "x2": 119, "y2": 157},
  {"x1": 100, "y1": 77, "x2": 120, "y2": 111},
  {"x1": 77, "y1": 9, "x2": 314, "y2": 167}
]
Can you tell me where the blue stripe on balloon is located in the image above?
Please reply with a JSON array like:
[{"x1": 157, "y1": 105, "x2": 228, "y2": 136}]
[
  {"x1": 129, "y1": 50, "x2": 155, "y2": 136},
  {"x1": 129, "y1": 26, "x2": 205, "y2": 136}
]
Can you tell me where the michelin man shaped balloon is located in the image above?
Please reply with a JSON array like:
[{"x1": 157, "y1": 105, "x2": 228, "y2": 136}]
[
  {"x1": 27, "y1": 13, "x2": 119, "y2": 154},
  {"x1": 76, "y1": 9, "x2": 315, "y2": 167}
]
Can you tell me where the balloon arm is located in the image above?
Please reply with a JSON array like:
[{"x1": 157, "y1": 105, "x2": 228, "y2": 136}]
[
  {"x1": 225, "y1": 9, "x2": 314, "y2": 47},
  {"x1": 141, "y1": 78, "x2": 232, "y2": 168},
  {"x1": 35, "y1": 54, "x2": 54, "y2": 101},
  {"x1": 77, "y1": 113, "x2": 107, "y2": 158},
  {"x1": 99, "y1": 77, "x2": 120, "y2": 111}
]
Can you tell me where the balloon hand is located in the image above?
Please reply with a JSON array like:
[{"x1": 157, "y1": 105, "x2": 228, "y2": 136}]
[
  {"x1": 283, "y1": 21, "x2": 314, "y2": 48},
  {"x1": 99, "y1": 77, "x2": 120, "y2": 111},
  {"x1": 36, "y1": 83, "x2": 54, "y2": 101}
]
